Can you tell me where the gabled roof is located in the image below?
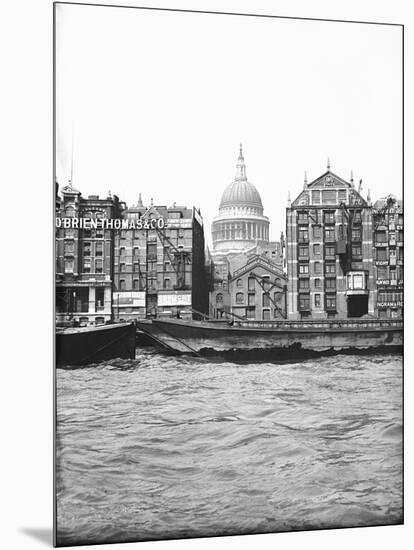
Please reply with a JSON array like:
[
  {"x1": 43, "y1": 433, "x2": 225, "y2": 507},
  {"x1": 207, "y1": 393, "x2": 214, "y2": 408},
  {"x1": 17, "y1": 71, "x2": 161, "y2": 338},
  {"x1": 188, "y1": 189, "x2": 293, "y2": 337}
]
[
  {"x1": 307, "y1": 170, "x2": 352, "y2": 189},
  {"x1": 230, "y1": 254, "x2": 286, "y2": 281}
]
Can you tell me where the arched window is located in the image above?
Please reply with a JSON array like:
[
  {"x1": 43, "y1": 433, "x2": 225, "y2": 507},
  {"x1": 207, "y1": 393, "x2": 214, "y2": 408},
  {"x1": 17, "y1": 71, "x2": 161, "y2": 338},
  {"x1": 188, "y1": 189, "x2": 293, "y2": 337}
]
[
  {"x1": 275, "y1": 278, "x2": 281, "y2": 287},
  {"x1": 236, "y1": 278, "x2": 243, "y2": 288},
  {"x1": 216, "y1": 293, "x2": 223, "y2": 304},
  {"x1": 236, "y1": 292, "x2": 244, "y2": 304},
  {"x1": 274, "y1": 292, "x2": 282, "y2": 304},
  {"x1": 65, "y1": 206, "x2": 75, "y2": 217}
]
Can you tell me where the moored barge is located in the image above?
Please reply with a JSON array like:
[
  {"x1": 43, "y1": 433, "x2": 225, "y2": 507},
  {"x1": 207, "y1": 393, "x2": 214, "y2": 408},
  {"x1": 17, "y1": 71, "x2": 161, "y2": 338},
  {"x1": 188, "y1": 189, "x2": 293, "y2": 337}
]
[
  {"x1": 136, "y1": 317, "x2": 403, "y2": 356},
  {"x1": 56, "y1": 322, "x2": 136, "y2": 366}
]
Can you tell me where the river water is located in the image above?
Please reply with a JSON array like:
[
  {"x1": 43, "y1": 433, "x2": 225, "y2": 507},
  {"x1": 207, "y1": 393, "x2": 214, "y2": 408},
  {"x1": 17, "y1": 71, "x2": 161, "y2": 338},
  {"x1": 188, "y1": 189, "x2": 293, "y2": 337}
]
[{"x1": 56, "y1": 352, "x2": 403, "y2": 546}]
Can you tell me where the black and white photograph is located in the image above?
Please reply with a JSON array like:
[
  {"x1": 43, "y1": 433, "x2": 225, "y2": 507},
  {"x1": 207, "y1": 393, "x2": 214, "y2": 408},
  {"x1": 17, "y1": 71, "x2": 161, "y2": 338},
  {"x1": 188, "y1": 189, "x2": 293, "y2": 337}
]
[{"x1": 53, "y1": 2, "x2": 403, "y2": 547}]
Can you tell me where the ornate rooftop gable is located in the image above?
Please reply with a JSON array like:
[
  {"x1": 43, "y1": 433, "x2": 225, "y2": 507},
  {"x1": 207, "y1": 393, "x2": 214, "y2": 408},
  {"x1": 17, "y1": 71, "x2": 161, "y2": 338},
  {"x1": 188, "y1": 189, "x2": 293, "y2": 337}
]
[{"x1": 231, "y1": 254, "x2": 286, "y2": 281}]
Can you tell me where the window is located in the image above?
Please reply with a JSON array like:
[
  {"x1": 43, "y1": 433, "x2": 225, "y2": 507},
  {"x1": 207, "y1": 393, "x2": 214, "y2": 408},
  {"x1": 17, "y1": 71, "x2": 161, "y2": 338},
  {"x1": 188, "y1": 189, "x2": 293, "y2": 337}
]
[
  {"x1": 261, "y1": 309, "x2": 270, "y2": 321},
  {"x1": 314, "y1": 262, "x2": 321, "y2": 274},
  {"x1": 314, "y1": 294, "x2": 321, "y2": 307},
  {"x1": 313, "y1": 226, "x2": 322, "y2": 239},
  {"x1": 312, "y1": 190, "x2": 321, "y2": 204},
  {"x1": 338, "y1": 190, "x2": 347, "y2": 202},
  {"x1": 376, "y1": 248, "x2": 387, "y2": 261},
  {"x1": 64, "y1": 259, "x2": 74, "y2": 273},
  {"x1": 64, "y1": 241, "x2": 74, "y2": 255},
  {"x1": 326, "y1": 278, "x2": 336, "y2": 290},
  {"x1": 95, "y1": 229, "x2": 104, "y2": 239},
  {"x1": 163, "y1": 278, "x2": 171, "y2": 289},
  {"x1": 299, "y1": 295, "x2": 310, "y2": 310},
  {"x1": 120, "y1": 247, "x2": 126, "y2": 257},
  {"x1": 95, "y1": 259, "x2": 103, "y2": 273},
  {"x1": 83, "y1": 229, "x2": 92, "y2": 238},
  {"x1": 96, "y1": 288, "x2": 105, "y2": 309},
  {"x1": 83, "y1": 242, "x2": 91, "y2": 256},
  {"x1": 236, "y1": 292, "x2": 244, "y2": 304},
  {"x1": 325, "y1": 263, "x2": 336, "y2": 274},
  {"x1": 376, "y1": 231, "x2": 387, "y2": 243},
  {"x1": 325, "y1": 245, "x2": 335, "y2": 257},
  {"x1": 324, "y1": 228, "x2": 335, "y2": 241},
  {"x1": 120, "y1": 280, "x2": 126, "y2": 290},
  {"x1": 263, "y1": 294, "x2": 270, "y2": 307},
  {"x1": 216, "y1": 293, "x2": 223, "y2": 304},
  {"x1": 248, "y1": 277, "x2": 255, "y2": 291},
  {"x1": 120, "y1": 263, "x2": 126, "y2": 273},
  {"x1": 83, "y1": 259, "x2": 91, "y2": 273},
  {"x1": 299, "y1": 278, "x2": 309, "y2": 290},
  {"x1": 275, "y1": 278, "x2": 282, "y2": 288},
  {"x1": 133, "y1": 247, "x2": 139, "y2": 257},
  {"x1": 324, "y1": 211, "x2": 335, "y2": 224},
  {"x1": 314, "y1": 278, "x2": 321, "y2": 289},
  {"x1": 65, "y1": 229, "x2": 74, "y2": 238},
  {"x1": 352, "y1": 245, "x2": 362, "y2": 257},
  {"x1": 299, "y1": 264, "x2": 309, "y2": 274},
  {"x1": 353, "y1": 274, "x2": 364, "y2": 289},
  {"x1": 390, "y1": 269, "x2": 397, "y2": 281},
  {"x1": 65, "y1": 206, "x2": 75, "y2": 217},
  {"x1": 322, "y1": 190, "x2": 337, "y2": 205},
  {"x1": 95, "y1": 242, "x2": 103, "y2": 257},
  {"x1": 353, "y1": 211, "x2": 362, "y2": 223},
  {"x1": 248, "y1": 294, "x2": 255, "y2": 306},
  {"x1": 313, "y1": 244, "x2": 321, "y2": 256},
  {"x1": 236, "y1": 278, "x2": 243, "y2": 288},
  {"x1": 326, "y1": 295, "x2": 336, "y2": 310},
  {"x1": 274, "y1": 292, "x2": 282, "y2": 304},
  {"x1": 398, "y1": 247, "x2": 403, "y2": 261},
  {"x1": 352, "y1": 228, "x2": 361, "y2": 241},
  {"x1": 133, "y1": 263, "x2": 139, "y2": 272},
  {"x1": 398, "y1": 230, "x2": 403, "y2": 242},
  {"x1": 377, "y1": 266, "x2": 388, "y2": 279},
  {"x1": 298, "y1": 212, "x2": 308, "y2": 223},
  {"x1": 298, "y1": 228, "x2": 309, "y2": 243},
  {"x1": 133, "y1": 279, "x2": 139, "y2": 290},
  {"x1": 299, "y1": 246, "x2": 309, "y2": 258}
]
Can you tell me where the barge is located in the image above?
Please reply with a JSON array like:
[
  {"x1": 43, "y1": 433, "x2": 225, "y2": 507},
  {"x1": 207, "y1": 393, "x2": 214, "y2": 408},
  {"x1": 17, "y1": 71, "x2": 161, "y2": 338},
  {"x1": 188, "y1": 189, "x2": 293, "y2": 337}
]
[
  {"x1": 56, "y1": 322, "x2": 136, "y2": 366},
  {"x1": 136, "y1": 317, "x2": 403, "y2": 356}
]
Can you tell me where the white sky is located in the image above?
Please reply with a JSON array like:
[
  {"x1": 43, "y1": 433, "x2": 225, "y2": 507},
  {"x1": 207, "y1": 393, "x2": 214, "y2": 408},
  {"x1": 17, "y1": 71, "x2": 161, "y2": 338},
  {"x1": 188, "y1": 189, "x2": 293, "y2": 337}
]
[{"x1": 55, "y1": 3, "x2": 402, "y2": 244}]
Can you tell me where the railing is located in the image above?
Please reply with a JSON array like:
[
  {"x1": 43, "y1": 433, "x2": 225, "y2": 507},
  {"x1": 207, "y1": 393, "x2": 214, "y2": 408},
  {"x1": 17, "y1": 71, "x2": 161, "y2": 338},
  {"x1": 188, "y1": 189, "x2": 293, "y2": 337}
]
[{"x1": 234, "y1": 318, "x2": 403, "y2": 330}]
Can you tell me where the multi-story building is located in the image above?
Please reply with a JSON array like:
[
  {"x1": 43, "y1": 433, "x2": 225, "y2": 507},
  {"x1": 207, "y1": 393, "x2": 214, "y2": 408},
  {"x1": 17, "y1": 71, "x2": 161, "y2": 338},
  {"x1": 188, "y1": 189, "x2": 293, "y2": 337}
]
[
  {"x1": 229, "y1": 254, "x2": 287, "y2": 320},
  {"x1": 113, "y1": 197, "x2": 208, "y2": 320},
  {"x1": 55, "y1": 183, "x2": 124, "y2": 326},
  {"x1": 373, "y1": 195, "x2": 404, "y2": 318},
  {"x1": 286, "y1": 166, "x2": 375, "y2": 320}
]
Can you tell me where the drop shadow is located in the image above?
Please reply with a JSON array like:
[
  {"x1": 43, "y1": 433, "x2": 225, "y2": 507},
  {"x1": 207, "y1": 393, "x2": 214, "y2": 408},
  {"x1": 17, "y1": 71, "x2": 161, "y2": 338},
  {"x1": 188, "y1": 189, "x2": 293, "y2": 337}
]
[{"x1": 20, "y1": 528, "x2": 53, "y2": 546}]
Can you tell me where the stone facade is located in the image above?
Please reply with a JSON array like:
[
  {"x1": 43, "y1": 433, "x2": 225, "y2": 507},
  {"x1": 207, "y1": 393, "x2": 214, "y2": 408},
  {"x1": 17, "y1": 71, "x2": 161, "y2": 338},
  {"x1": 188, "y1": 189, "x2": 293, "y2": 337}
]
[{"x1": 211, "y1": 145, "x2": 270, "y2": 256}]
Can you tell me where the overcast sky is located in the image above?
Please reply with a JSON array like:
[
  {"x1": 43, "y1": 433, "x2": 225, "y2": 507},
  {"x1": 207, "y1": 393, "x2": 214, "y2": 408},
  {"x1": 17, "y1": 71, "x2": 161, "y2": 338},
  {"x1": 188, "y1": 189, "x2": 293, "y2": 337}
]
[{"x1": 55, "y1": 3, "x2": 402, "y2": 244}]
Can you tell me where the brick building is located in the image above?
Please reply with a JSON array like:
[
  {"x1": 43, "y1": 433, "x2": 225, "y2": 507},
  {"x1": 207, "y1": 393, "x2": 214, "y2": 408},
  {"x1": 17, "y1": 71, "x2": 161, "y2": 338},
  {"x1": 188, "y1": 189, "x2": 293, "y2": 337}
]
[
  {"x1": 55, "y1": 184, "x2": 124, "y2": 326},
  {"x1": 229, "y1": 254, "x2": 287, "y2": 320},
  {"x1": 286, "y1": 165, "x2": 375, "y2": 320},
  {"x1": 373, "y1": 195, "x2": 404, "y2": 318},
  {"x1": 113, "y1": 197, "x2": 208, "y2": 321}
]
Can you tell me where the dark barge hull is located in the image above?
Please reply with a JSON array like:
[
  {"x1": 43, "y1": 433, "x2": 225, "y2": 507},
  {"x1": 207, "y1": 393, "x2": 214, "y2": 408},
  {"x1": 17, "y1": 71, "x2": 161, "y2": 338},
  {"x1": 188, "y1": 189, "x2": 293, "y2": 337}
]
[
  {"x1": 56, "y1": 322, "x2": 136, "y2": 366},
  {"x1": 136, "y1": 318, "x2": 403, "y2": 356}
]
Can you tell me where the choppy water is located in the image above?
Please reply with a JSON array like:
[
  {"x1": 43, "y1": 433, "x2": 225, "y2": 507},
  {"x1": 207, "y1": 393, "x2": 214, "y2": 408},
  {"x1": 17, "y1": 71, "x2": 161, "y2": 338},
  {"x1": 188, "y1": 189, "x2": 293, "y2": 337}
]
[{"x1": 56, "y1": 352, "x2": 403, "y2": 546}]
